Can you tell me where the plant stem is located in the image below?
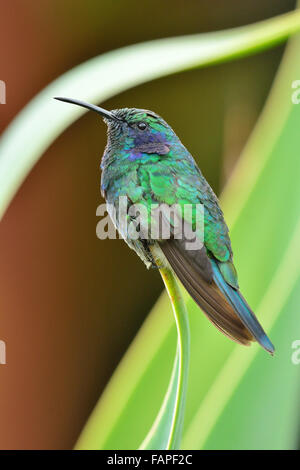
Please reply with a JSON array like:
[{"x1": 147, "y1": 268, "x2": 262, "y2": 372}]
[
  {"x1": 160, "y1": 267, "x2": 190, "y2": 449},
  {"x1": 140, "y1": 266, "x2": 190, "y2": 450}
]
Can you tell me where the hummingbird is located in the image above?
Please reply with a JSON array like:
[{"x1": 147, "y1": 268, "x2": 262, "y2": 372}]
[{"x1": 55, "y1": 97, "x2": 275, "y2": 355}]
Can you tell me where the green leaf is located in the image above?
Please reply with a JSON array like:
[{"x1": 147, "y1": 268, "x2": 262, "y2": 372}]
[{"x1": 184, "y1": 32, "x2": 300, "y2": 450}]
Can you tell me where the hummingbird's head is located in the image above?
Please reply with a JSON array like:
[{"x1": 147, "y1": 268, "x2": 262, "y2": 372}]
[
  {"x1": 54, "y1": 98, "x2": 180, "y2": 160},
  {"x1": 105, "y1": 107, "x2": 181, "y2": 159}
]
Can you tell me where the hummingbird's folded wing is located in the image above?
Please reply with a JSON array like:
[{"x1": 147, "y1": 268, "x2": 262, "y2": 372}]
[
  {"x1": 159, "y1": 238, "x2": 254, "y2": 346},
  {"x1": 159, "y1": 238, "x2": 274, "y2": 354}
]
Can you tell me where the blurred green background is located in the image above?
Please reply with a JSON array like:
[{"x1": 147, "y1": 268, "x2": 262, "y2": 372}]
[{"x1": 0, "y1": 0, "x2": 297, "y2": 449}]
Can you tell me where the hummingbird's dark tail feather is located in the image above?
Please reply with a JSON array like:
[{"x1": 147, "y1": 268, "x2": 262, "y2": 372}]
[
  {"x1": 211, "y1": 259, "x2": 275, "y2": 355},
  {"x1": 159, "y1": 239, "x2": 274, "y2": 354}
]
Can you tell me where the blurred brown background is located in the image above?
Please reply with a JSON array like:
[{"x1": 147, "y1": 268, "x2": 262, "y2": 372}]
[{"x1": 0, "y1": 0, "x2": 295, "y2": 449}]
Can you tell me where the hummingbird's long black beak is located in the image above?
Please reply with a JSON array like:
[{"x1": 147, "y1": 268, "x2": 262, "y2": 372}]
[{"x1": 54, "y1": 97, "x2": 121, "y2": 122}]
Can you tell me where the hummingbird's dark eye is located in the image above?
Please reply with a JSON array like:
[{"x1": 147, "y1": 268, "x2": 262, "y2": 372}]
[{"x1": 137, "y1": 121, "x2": 147, "y2": 130}]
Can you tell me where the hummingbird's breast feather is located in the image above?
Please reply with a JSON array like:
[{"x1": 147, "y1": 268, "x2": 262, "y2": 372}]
[{"x1": 103, "y1": 152, "x2": 232, "y2": 266}]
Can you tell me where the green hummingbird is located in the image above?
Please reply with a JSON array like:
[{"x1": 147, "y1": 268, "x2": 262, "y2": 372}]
[{"x1": 55, "y1": 97, "x2": 274, "y2": 355}]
